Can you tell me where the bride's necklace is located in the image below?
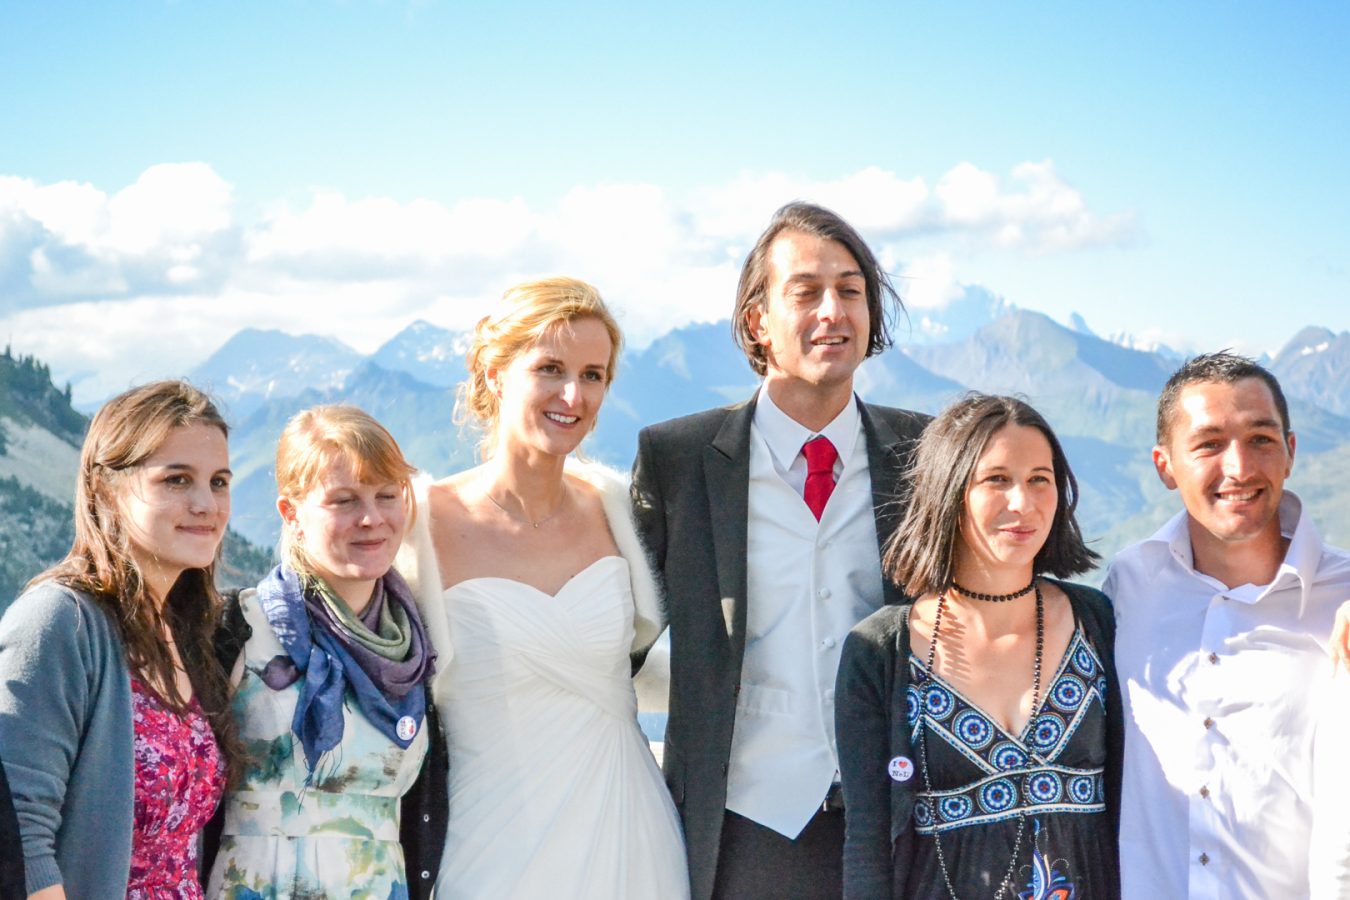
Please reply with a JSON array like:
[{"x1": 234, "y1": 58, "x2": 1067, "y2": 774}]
[
  {"x1": 919, "y1": 580, "x2": 1044, "y2": 900},
  {"x1": 485, "y1": 489, "x2": 565, "y2": 529}
]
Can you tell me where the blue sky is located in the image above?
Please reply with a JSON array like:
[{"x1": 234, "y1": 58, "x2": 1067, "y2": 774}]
[{"x1": 2, "y1": 1, "x2": 1347, "y2": 401}]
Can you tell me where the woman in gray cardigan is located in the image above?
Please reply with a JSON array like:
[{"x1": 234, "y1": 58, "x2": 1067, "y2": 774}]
[
  {"x1": 835, "y1": 395, "x2": 1122, "y2": 899},
  {"x1": 0, "y1": 380, "x2": 238, "y2": 899}
]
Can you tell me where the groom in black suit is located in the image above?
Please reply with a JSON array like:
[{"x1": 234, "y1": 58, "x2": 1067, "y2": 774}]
[{"x1": 632, "y1": 202, "x2": 927, "y2": 899}]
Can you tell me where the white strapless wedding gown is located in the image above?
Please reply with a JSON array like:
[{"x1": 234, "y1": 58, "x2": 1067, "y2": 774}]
[{"x1": 435, "y1": 556, "x2": 689, "y2": 899}]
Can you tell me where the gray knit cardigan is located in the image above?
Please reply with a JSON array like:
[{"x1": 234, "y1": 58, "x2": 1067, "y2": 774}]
[{"x1": 0, "y1": 582, "x2": 136, "y2": 896}]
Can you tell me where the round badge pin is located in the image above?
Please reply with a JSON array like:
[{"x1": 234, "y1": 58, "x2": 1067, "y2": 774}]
[
  {"x1": 888, "y1": 755, "x2": 914, "y2": 783},
  {"x1": 396, "y1": 715, "x2": 418, "y2": 741}
]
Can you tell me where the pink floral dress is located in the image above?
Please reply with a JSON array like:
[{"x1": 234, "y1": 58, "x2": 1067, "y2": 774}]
[{"x1": 127, "y1": 678, "x2": 227, "y2": 899}]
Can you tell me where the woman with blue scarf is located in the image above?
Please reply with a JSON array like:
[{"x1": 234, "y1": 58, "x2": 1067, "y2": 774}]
[{"x1": 207, "y1": 405, "x2": 447, "y2": 900}]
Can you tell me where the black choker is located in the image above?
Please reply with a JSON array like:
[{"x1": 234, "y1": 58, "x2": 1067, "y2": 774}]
[{"x1": 950, "y1": 578, "x2": 1036, "y2": 603}]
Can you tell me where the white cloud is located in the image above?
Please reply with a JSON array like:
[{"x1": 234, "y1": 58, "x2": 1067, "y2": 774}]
[
  {"x1": 934, "y1": 159, "x2": 1136, "y2": 251},
  {"x1": 0, "y1": 159, "x2": 1133, "y2": 404},
  {"x1": 898, "y1": 254, "x2": 963, "y2": 309}
]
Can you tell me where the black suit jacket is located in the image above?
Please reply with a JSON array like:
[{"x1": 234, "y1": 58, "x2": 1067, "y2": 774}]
[{"x1": 631, "y1": 394, "x2": 928, "y2": 900}]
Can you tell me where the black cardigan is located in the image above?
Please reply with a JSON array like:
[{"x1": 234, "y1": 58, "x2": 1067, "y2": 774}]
[
  {"x1": 833, "y1": 579, "x2": 1124, "y2": 899},
  {"x1": 201, "y1": 591, "x2": 448, "y2": 900},
  {"x1": 0, "y1": 760, "x2": 24, "y2": 899}
]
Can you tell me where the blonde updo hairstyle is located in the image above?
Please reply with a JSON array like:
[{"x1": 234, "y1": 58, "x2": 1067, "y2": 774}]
[
  {"x1": 275, "y1": 405, "x2": 417, "y2": 580},
  {"x1": 457, "y1": 276, "x2": 623, "y2": 458}
]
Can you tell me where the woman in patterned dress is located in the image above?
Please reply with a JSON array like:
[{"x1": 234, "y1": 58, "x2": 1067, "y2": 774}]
[
  {"x1": 836, "y1": 394, "x2": 1123, "y2": 899},
  {"x1": 207, "y1": 405, "x2": 446, "y2": 900},
  {"x1": 0, "y1": 380, "x2": 236, "y2": 899}
]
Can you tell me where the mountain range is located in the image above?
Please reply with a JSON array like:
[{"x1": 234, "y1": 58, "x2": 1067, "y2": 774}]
[
  {"x1": 5, "y1": 309, "x2": 1349, "y2": 595},
  {"x1": 179, "y1": 310, "x2": 1350, "y2": 573}
]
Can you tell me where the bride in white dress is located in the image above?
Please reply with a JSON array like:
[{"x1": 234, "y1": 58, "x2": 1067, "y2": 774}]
[{"x1": 396, "y1": 276, "x2": 690, "y2": 899}]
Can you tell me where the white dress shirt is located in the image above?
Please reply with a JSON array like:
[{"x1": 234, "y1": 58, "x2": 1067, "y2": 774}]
[
  {"x1": 724, "y1": 390, "x2": 885, "y2": 838},
  {"x1": 1106, "y1": 492, "x2": 1350, "y2": 899}
]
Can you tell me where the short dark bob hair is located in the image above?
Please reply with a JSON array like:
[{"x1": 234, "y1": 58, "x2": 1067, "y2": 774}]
[
  {"x1": 731, "y1": 201, "x2": 902, "y2": 376},
  {"x1": 1156, "y1": 350, "x2": 1291, "y2": 444},
  {"x1": 883, "y1": 393, "x2": 1099, "y2": 597}
]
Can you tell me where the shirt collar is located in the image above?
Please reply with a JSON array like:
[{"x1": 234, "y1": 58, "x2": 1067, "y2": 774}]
[
  {"x1": 1144, "y1": 491, "x2": 1322, "y2": 615},
  {"x1": 753, "y1": 387, "x2": 861, "y2": 473}
]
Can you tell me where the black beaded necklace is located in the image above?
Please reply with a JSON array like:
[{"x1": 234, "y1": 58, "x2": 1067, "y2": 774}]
[
  {"x1": 949, "y1": 578, "x2": 1036, "y2": 603},
  {"x1": 918, "y1": 580, "x2": 1044, "y2": 900}
]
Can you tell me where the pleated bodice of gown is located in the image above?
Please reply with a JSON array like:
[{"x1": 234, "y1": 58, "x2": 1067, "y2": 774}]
[{"x1": 436, "y1": 555, "x2": 689, "y2": 899}]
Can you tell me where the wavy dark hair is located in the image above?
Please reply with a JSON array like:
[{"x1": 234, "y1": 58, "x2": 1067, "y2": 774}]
[
  {"x1": 30, "y1": 379, "x2": 238, "y2": 774},
  {"x1": 883, "y1": 393, "x2": 1099, "y2": 597},
  {"x1": 731, "y1": 201, "x2": 903, "y2": 376}
]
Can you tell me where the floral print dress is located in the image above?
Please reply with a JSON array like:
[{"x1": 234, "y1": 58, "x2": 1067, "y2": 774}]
[
  {"x1": 207, "y1": 590, "x2": 428, "y2": 900},
  {"x1": 127, "y1": 678, "x2": 227, "y2": 900}
]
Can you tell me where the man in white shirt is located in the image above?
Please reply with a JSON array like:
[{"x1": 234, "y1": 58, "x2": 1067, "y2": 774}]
[
  {"x1": 632, "y1": 202, "x2": 928, "y2": 899},
  {"x1": 1105, "y1": 351, "x2": 1350, "y2": 898}
]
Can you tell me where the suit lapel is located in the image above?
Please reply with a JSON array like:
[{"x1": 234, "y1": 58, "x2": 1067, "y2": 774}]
[
  {"x1": 860, "y1": 402, "x2": 909, "y2": 606},
  {"x1": 704, "y1": 397, "x2": 756, "y2": 662}
]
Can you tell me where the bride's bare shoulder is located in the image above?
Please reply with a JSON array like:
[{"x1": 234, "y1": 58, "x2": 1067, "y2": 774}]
[{"x1": 427, "y1": 467, "x2": 488, "y2": 522}]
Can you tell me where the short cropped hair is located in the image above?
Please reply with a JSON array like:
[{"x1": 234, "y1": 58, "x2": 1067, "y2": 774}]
[
  {"x1": 731, "y1": 201, "x2": 902, "y2": 376},
  {"x1": 1156, "y1": 351, "x2": 1291, "y2": 444},
  {"x1": 883, "y1": 393, "x2": 1099, "y2": 597}
]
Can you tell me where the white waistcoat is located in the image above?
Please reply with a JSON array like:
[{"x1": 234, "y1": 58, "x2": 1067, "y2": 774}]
[{"x1": 724, "y1": 418, "x2": 884, "y2": 838}]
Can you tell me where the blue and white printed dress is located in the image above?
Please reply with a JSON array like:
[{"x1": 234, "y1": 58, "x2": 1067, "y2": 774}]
[
  {"x1": 906, "y1": 627, "x2": 1115, "y2": 900},
  {"x1": 206, "y1": 589, "x2": 429, "y2": 900}
]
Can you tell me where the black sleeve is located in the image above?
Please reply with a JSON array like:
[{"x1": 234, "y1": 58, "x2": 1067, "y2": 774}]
[
  {"x1": 630, "y1": 427, "x2": 668, "y2": 575},
  {"x1": 836, "y1": 625, "x2": 901, "y2": 899},
  {"x1": 629, "y1": 428, "x2": 667, "y2": 676},
  {"x1": 400, "y1": 685, "x2": 449, "y2": 900},
  {"x1": 200, "y1": 589, "x2": 250, "y2": 885},
  {"x1": 0, "y1": 761, "x2": 24, "y2": 900}
]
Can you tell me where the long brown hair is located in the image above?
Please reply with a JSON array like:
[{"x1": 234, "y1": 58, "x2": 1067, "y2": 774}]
[
  {"x1": 30, "y1": 379, "x2": 238, "y2": 770},
  {"x1": 732, "y1": 201, "x2": 902, "y2": 376},
  {"x1": 883, "y1": 393, "x2": 1099, "y2": 597}
]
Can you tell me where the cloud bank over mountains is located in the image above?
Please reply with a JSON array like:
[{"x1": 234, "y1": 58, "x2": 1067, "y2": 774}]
[{"x1": 0, "y1": 159, "x2": 1134, "y2": 402}]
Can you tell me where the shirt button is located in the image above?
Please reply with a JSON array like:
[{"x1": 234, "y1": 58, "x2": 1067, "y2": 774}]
[
  {"x1": 818, "y1": 588, "x2": 832, "y2": 600},
  {"x1": 821, "y1": 637, "x2": 837, "y2": 650},
  {"x1": 1199, "y1": 786, "x2": 1210, "y2": 799},
  {"x1": 824, "y1": 688, "x2": 835, "y2": 703},
  {"x1": 1203, "y1": 717, "x2": 1215, "y2": 730},
  {"x1": 421, "y1": 870, "x2": 431, "y2": 879},
  {"x1": 1199, "y1": 853, "x2": 1210, "y2": 866},
  {"x1": 1208, "y1": 652, "x2": 1219, "y2": 665}
]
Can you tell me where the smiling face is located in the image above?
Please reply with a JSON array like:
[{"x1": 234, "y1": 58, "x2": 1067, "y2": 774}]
[
  {"x1": 747, "y1": 229, "x2": 870, "y2": 417},
  {"x1": 489, "y1": 316, "x2": 613, "y2": 459},
  {"x1": 115, "y1": 423, "x2": 232, "y2": 602},
  {"x1": 954, "y1": 424, "x2": 1059, "y2": 580},
  {"x1": 1153, "y1": 377, "x2": 1295, "y2": 564},
  {"x1": 279, "y1": 452, "x2": 408, "y2": 611}
]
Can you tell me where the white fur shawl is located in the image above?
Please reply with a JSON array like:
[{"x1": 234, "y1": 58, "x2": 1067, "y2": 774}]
[{"x1": 395, "y1": 460, "x2": 666, "y2": 710}]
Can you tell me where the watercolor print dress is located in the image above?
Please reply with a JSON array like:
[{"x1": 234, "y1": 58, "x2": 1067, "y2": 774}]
[
  {"x1": 207, "y1": 590, "x2": 429, "y2": 900},
  {"x1": 904, "y1": 626, "x2": 1118, "y2": 900}
]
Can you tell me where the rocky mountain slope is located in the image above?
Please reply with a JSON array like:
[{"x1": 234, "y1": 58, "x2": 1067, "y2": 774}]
[{"x1": 0, "y1": 349, "x2": 272, "y2": 601}]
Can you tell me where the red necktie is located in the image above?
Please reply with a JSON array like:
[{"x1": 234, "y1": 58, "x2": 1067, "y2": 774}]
[{"x1": 802, "y1": 436, "x2": 838, "y2": 521}]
